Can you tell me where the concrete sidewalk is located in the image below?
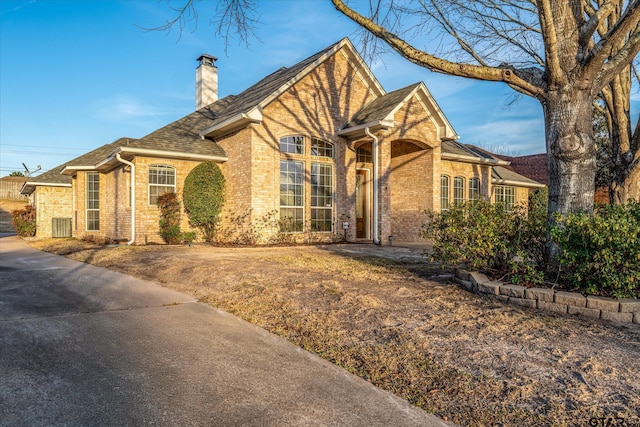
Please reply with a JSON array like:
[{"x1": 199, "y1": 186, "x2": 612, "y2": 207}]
[{"x1": 0, "y1": 235, "x2": 452, "y2": 427}]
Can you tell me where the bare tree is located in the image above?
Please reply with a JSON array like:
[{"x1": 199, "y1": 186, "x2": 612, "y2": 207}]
[
  {"x1": 597, "y1": 63, "x2": 640, "y2": 203},
  {"x1": 145, "y1": 0, "x2": 261, "y2": 51},
  {"x1": 332, "y1": 0, "x2": 640, "y2": 216}
]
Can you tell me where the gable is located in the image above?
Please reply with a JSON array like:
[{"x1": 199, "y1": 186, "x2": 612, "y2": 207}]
[
  {"x1": 338, "y1": 82, "x2": 458, "y2": 141},
  {"x1": 200, "y1": 38, "x2": 386, "y2": 139}
]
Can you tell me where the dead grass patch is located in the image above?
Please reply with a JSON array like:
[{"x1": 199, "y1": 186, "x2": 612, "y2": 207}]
[{"x1": 28, "y1": 238, "x2": 640, "y2": 427}]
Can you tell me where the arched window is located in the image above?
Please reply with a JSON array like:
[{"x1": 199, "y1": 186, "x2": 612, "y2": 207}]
[
  {"x1": 441, "y1": 175, "x2": 450, "y2": 211},
  {"x1": 149, "y1": 164, "x2": 176, "y2": 205},
  {"x1": 311, "y1": 138, "x2": 334, "y2": 158},
  {"x1": 279, "y1": 135, "x2": 335, "y2": 233}
]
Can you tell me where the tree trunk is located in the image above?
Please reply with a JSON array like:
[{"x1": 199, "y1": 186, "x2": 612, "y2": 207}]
[
  {"x1": 543, "y1": 88, "x2": 597, "y2": 216},
  {"x1": 612, "y1": 165, "x2": 640, "y2": 203},
  {"x1": 543, "y1": 87, "x2": 597, "y2": 269}
]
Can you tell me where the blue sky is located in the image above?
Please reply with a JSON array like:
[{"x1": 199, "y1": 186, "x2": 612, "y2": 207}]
[{"x1": 0, "y1": 0, "x2": 616, "y2": 177}]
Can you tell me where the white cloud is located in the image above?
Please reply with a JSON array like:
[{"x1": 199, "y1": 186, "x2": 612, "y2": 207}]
[{"x1": 93, "y1": 95, "x2": 182, "y2": 124}]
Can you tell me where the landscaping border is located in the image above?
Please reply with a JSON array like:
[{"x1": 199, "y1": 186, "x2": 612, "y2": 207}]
[{"x1": 453, "y1": 269, "x2": 640, "y2": 325}]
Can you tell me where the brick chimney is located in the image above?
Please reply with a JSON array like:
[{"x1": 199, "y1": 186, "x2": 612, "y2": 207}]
[{"x1": 196, "y1": 54, "x2": 218, "y2": 110}]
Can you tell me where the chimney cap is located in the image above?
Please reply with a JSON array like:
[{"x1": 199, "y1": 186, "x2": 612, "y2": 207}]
[{"x1": 197, "y1": 54, "x2": 218, "y2": 67}]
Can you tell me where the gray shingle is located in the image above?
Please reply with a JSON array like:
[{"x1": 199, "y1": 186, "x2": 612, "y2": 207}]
[
  {"x1": 492, "y1": 166, "x2": 544, "y2": 186},
  {"x1": 441, "y1": 140, "x2": 483, "y2": 158},
  {"x1": 65, "y1": 138, "x2": 136, "y2": 168},
  {"x1": 27, "y1": 164, "x2": 72, "y2": 185}
]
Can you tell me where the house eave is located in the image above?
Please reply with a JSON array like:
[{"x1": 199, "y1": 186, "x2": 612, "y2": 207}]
[
  {"x1": 19, "y1": 181, "x2": 72, "y2": 195},
  {"x1": 442, "y1": 153, "x2": 508, "y2": 165},
  {"x1": 60, "y1": 165, "x2": 96, "y2": 175},
  {"x1": 337, "y1": 120, "x2": 393, "y2": 139},
  {"x1": 492, "y1": 178, "x2": 546, "y2": 188},
  {"x1": 199, "y1": 110, "x2": 263, "y2": 138},
  {"x1": 63, "y1": 148, "x2": 228, "y2": 175}
]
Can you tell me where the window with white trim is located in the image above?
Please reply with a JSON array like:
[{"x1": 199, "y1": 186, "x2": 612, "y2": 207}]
[
  {"x1": 494, "y1": 185, "x2": 515, "y2": 212},
  {"x1": 454, "y1": 177, "x2": 465, "y2": 205},
  {"x1": 441, "y1": 175, "x2": 450, "y2": 211},
  {"x1": 149, "y1": 165, "x2": 176, "y2": 205},
  {"x1": 86, "y1": 172, "x2": 100, "y2": 231},
  {"x1": 469, "y1": 178, "x2": 480, "y2": 202},
  {"x1": 311, "y1": 163, "x2": 333, "y2": 232},
  {"x1": 279, "y1": 160, "x2": 304, "y2": 231}
]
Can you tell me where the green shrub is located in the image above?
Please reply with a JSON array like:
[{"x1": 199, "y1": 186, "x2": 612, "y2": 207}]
[
  {"x1": 158, "y1": 192, "x2": 183, "y2": 245},
  {"x1": 183, "y1": 162, "x2": 225, "y2": 242},
  {"x1": 11, "y1": 205, "x2": 36, "y2": 237},
  {"x1": 550, "y1": 201, "x2": 640, "y2": 298},
  {"x1": 420, "y1": 194, "x2": 547, "y2": 286}
]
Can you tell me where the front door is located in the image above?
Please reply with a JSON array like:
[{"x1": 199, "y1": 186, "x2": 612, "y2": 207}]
[{"x1": 355, "y1": 169, "x2": 370, "y2": 239}]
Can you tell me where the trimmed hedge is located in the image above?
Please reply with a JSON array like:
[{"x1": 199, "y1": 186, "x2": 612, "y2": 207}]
[{"x1": 183, "y1": 162, "x2": 225, "y2": 242}]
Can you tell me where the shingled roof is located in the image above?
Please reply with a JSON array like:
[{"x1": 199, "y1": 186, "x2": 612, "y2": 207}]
[
  {"x1": 57, "y1": 38, "x2": 385, "y2": 174},
  {"x1": 20, "y1": 164, "x2": 72, "y2": 195},
  {"x1": 441, "y1": 140, "x2": 507, "y2": 164},
  {"x1": 200, "y1": 38, "x2": 385, "y2": 138},
  {"x1": 492, "y1": 165, "x2": 546, "y2": 188}
]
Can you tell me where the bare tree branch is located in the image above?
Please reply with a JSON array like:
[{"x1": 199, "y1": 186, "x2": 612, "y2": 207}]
[{"x1": 331, "y1": 0, "x2": 545, "y2": 97}]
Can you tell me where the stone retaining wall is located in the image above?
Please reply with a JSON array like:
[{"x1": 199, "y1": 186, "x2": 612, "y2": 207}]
[{"x1": 454, "y1": 269, "x2": 640, "y2": 325}]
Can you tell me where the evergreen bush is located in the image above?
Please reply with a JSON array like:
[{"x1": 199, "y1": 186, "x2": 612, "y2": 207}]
[
  {"x1": 550, "y1": 201, "x2": 640, "y2": 298},
  {"x1": 420, "y1": 192, "x2": 547, "y2": 286},
  {"x1": 183, "y1": 162, "x2": 225, "y2": 242},
  {"x1": 157, "y1": 192, "x2": 183, "y2": 245}
]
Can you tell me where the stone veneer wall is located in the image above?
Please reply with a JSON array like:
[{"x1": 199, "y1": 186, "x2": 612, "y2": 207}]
[{"x1": 454, "y1": 269, "x2": 640, "y2": 325}]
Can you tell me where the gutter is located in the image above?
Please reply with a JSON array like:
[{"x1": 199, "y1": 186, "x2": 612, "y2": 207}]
[
  {"x1": 441, "y1": 152, "x2": 509, "y2": 166},
  {"x1": 492, "y1": 178, "x2": 546, "y2": 188},
  {"x1": 336, "y1": 120, "x2": 392, "y2": 138},
  {"x1": 365, "y1": 127, "x2": 380, "y2": 245},
  {"x1": 115, "y1": 153, "x2": 136, "y2": 245},
  {"x1": 20, "y1": 182, "x2": 71, "y2": 195},
  {"x1": 199, "y1": 110, "x2": 262, "y2": 138}
]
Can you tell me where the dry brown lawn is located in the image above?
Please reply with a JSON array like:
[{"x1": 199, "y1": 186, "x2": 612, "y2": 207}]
[{"x1": 28, "y1": 238, "x2": 640, "y2": 427}]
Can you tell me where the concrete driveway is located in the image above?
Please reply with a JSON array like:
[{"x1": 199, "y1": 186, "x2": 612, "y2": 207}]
[{"x1": 0, "y1": 236, "x2": 451, "y2": 427}]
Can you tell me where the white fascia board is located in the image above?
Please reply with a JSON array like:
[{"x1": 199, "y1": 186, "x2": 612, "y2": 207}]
[
  {"x1": 21, "y1": 181, "x2": 72, "y2": 195},
  {"x1": 442, "y1": 153, "x2": 503, "y2": 165},
  {"x1": 120, "y1": 147, "x2": 228, "y2": 162},
  {"x1": 336, "y1": 120, "x2": 393, "y2": 138},
  {"x1": 60, "y1": 165, "x2": 97, "y2": 175},
  {"x1": 199, "y1": 110, "x2": 263, "y2": 138},
  {"x1": 492, "y1": 178, "x2": 546, "y2": 188},
  {"x1": 28, "y1": 182, "x2": 71, "y2": 187}
]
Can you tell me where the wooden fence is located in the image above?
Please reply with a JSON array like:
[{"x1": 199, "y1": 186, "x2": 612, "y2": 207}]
[{"x1": 0, "y1": 177, "x2": 29, "y2": 201}]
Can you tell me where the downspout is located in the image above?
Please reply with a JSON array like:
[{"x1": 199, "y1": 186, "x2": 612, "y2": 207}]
[
  {"x1": 365, "y1": 127, "x2": 380, "y2": 245},
  {"x1": 116, "y1": 153, "x2": 136, "y2": 245}
]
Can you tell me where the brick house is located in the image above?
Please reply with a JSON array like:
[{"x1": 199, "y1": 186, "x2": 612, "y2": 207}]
[{"x1": 21, "y1": 38, "x2": 543, "y2": 243}]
